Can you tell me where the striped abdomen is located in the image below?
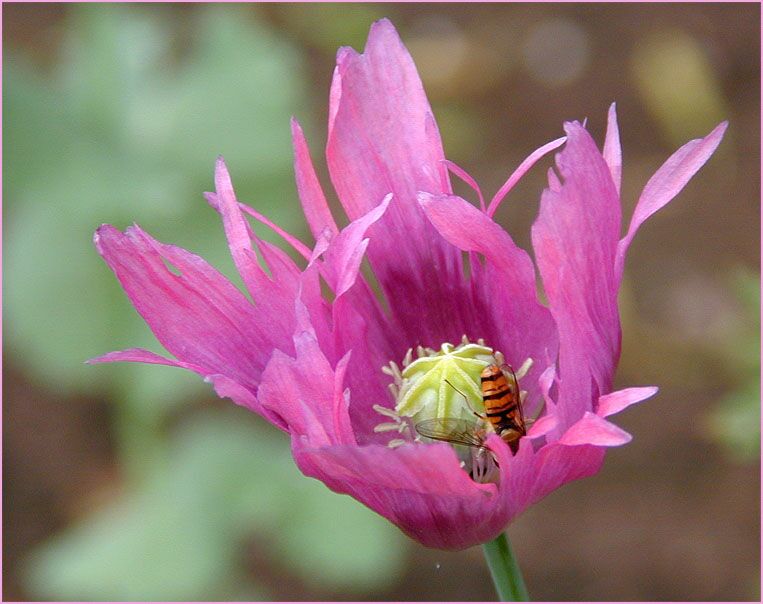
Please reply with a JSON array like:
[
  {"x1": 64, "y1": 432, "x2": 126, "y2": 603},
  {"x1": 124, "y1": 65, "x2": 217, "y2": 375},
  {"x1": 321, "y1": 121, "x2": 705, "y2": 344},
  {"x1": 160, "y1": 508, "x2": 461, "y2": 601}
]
[{"x1": 480, "y1": 364, "x2": 525, "y2": 452}]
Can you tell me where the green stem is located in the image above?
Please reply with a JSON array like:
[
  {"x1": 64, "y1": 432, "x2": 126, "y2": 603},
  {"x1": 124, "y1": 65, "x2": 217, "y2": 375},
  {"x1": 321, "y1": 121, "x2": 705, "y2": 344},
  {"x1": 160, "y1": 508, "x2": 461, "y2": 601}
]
[{"x1": 482, "y1": 531, "x2": 530, "y2": 601}]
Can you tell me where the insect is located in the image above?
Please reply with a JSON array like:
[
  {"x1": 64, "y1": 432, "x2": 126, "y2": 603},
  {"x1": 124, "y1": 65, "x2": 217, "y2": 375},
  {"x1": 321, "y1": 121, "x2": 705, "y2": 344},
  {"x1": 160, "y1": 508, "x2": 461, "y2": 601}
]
[{"x1": 415, "y1": 363, "x2": 527, "y2": 455}]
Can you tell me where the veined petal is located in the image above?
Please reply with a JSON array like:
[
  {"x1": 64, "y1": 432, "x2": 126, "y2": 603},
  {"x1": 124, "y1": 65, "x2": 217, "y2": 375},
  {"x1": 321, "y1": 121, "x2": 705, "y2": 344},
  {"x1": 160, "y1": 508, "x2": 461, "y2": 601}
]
[
  {"x1": 419, "y1": 192, "x2": 558, "y2": 416},
  {"x1": 616, "y1": 121, "x2": 727, "y2": 279},
  {"x1": 258, "y1": 322, "x2": 356, "y2": 446},
  {"x1": 93, "y1": 224, "x2": 275, "y2": 389},
  {"x1": 212, "y1": 158, "x2": 303, "y2": 347},
  {"x1": 291, "y1": 118, "x2": 338, "y2": 242},
  {"x1": 318, "y1": 195, "x2": 409, "y2": 437},
  {"x1": 531, "y1": 122, "x2": 622, "y2": 431},
  {"x1": 558, "y1": 411, "x2": 632, "y2": 446},
  {"x1": 88, "y1": 347, "x2": 208, "y2": 373},
  {"x1": 597, "y1": 386, "x2": 658, "y2": 418},
  {"x1": 87, "y1": 347, "x2": 285, "y2": 427},
  {"x1": 326, "y1": 18, "x2": 472, "y2": 348},
  {"x1": 487, "y1": 136, "x2": 567, "y2": 218},
  {"x1": 602, "y1": 102, "x2": 622, "y2": 196},
  {"x1": 292, "y1": 439, "x2": 512, "y2": 550}
]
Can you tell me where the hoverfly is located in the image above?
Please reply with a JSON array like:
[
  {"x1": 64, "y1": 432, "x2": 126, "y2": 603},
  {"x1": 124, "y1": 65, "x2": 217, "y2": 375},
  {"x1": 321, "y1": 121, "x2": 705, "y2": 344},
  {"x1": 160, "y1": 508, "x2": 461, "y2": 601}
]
[{"x1": 415, "y1": 363, "x2": 527, "y2": 456}]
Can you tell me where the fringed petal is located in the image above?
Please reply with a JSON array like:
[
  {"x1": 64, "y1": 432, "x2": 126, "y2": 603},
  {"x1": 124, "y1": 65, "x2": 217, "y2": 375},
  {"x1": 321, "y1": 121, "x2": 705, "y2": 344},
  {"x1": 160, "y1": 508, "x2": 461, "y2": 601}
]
[{"x1": 531, "y1": 122, "x2": 622, "y2": 432}]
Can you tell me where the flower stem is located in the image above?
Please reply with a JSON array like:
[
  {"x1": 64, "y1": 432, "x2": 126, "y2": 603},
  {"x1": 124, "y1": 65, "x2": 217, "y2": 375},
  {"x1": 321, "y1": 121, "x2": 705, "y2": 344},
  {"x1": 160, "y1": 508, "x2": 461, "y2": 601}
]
[{"x1": 482, "y1": 531, "x2": 530, "y2": 601}]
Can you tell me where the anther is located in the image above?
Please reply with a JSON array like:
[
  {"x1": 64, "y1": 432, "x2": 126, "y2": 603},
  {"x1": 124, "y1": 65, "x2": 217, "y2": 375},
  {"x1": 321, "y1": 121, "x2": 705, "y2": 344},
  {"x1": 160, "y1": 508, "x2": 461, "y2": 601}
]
[{"x1": 402, "y1": 348, "x2": 413, "y2": 367}]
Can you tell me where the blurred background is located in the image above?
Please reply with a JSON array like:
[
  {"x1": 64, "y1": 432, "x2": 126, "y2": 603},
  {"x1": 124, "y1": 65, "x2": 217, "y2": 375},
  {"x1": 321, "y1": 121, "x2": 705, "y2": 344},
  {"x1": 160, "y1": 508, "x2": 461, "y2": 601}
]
[{"x1": 3, "y1": 3, "x2": 759, "y2": 601}]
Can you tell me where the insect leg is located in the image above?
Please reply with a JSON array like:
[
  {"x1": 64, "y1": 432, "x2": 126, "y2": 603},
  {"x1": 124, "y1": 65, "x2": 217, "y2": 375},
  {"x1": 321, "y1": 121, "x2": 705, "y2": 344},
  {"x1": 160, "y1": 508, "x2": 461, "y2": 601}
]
[{"x1": 443, "y1": 378, "x2": 485, "y2": 420}]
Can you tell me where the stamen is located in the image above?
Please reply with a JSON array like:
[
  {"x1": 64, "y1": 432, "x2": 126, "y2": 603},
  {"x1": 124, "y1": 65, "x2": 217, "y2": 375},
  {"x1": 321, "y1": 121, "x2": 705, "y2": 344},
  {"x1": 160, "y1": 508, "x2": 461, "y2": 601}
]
[
  {"x1": 373, "y1": 404, "x2": 399, "y2": 419},
  {"x1": 402, "y1": 348, "x2": 414, "y2": 367},
  {"x1": 374, "y1": 422, "x2": 405, "y2": 433},
  {"x1": 514, "y1": 357, "x2": 534, "y2": 380}
]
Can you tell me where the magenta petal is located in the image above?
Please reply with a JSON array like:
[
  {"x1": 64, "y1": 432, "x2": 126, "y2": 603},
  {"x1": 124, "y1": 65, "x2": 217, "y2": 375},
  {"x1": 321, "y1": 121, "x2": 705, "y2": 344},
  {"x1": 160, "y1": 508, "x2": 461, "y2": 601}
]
[
  {"x1": 526, "y1": 413, "x2": 558, "y2": 439},
  {"x1": 258, "y1": 321, "x2": 356, "y2": 446},
  {"x1": 596, "y1": 386, "x2": 658, "y2": 418},
  {"x1": 531, "y1": 122, "x2": 622, "y2": 431},
  {"x1": 602, "y1": 102, "x2": 622, "y2": 196},
  {"x1": 291, "y1": 118, "x2": 338, "y2": 242},
  {"x1": 487, "y1": 135, "x2": 567, "y2": 217},
  {"x1": 444, "y1": 159, "x2": 486, "y2": 211},
  {"x1": 88, "y1": 347, "x2": 284, "y2": 427},
  {"x1": 212, "y1": 158, "x2": 304, "y2": 348},
  {"x1": 292, "y1": 439, "x2": 516, "y2": 550},
  {"x1": 327, "y1": 19, "x2": 477, "y2": 348},
  {"x1": 88, "y1": 347, "x2": 207, "y2": 373},
  {"x1": 93, "y1": 224, "x2": 275, "y2": 389},
  {"x1": 616, "y1": 121, "x2": 728, "y2": 278},
  {"x1": 419, "y1": 192, "x2": 558, "y2": 415},
  {"x1": 558, "y1": 411, "x2": 632, "y2": 446},
  {"x1": 524, "y1": 442, "x2": 605, "y2": 506}
]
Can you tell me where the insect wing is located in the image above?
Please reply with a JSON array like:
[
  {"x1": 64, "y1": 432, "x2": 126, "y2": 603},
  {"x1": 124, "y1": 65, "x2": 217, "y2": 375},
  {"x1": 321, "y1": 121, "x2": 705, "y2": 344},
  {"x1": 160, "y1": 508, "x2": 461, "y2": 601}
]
[
  {"x1": 501, "y1": 364, "x2": 526, "y2": 435},
  {"x1": 415, "y1": 417, "x2": 487, "y2": 449}
]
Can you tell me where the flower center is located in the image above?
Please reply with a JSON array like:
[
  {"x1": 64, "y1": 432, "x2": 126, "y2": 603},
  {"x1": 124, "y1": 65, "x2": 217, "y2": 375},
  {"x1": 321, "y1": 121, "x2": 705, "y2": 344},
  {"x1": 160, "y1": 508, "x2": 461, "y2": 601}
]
[{"x1": 374, "y1": 336, "x2": 533, "y2": 451}]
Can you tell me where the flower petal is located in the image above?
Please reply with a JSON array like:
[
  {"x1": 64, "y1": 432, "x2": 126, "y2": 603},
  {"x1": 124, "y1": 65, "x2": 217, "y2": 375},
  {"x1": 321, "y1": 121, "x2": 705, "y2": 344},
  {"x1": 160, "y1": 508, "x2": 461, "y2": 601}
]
[
  {"x1": 88, "y1": 347, "x2": 285, "y2": 427},
  {"x1": 531, "y1": 122, "x2": 622, "y2": 431},
  {"x1": 557, "y1": 411, "x2": 632, "y2": 446},
  {"x1": 419, "y1": 192, "x2": 558, "y2": 416},
  {"x1": 443, "y1": 159, "x2": 485, "y2": 211},
  {"x1": 292, "y1": 439, "x2": 512, "y2": 550},
  {"x1": 93, "y1": 224, "x2": 275, "y2": 389},
  {"x1": 486, "y1": 135, "x2": 567, "y2": 218},
  {"x1": 318, "y1": 195, "x2": 411, "y2": 438},
  {"x1": 326, "y1": 19, "x2": 472, "y2": 348},
  {"x1": 88, "y1": 347, "x2": 207, "y2": 373},
  {"x1": 616, "y1": 121, "x2": 727, "y2": 278},
  {"x1": 291, "y1": 118, "x2": 338, "y2": 242},
  {"x1": 258, "y1": 318, "x2": 356, "y2": 446},
  {"x1": 596, "y1": 386, "x2": 658, "y2": 418},
  {"x1": 212, "y1": 157, "x2": 303, "y2": 347},
  {"x1": 602, "y1": 102, "x2": 622, "y2": 196}
]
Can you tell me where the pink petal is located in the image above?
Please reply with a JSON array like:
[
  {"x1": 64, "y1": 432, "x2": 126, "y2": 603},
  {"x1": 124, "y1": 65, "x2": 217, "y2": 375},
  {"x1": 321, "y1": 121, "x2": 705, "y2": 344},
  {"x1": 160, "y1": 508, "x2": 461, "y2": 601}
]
[
  {"x1": 443, "y1": 159, "x2": 485, "y2": 211},
  {"x1": 531, "y1": 122, "x2": 622, "y2": 431},
  {"x1": 602, "y1": 102, "x2": 622, "y2": 196},
  {"x1": 93, "y1": 224, "x2": 277, "y2": 389},
  {"x1": 486, "y1": 136, "x2": 567, "y2": 218},
  {"x1": 322, "y1": 195, "x2": 391, "y2": 297},
  {"x1": 212, "y1": 158, "x2": 303, "y2": 346},
  {"x1": 88, "y1": 348, "x2": 285, "y2": 428},
  {"x1": 292, "y1": 439, "x2": 511, "y2": 550},
  {"x1": 204, "y1": 191, "x2": 312, "y2": 262},
  {"x1": 88, "y1": 348, "x2": 208, "y2": 373},
  {"x1": 616, "y1": 121, "x2": 727, "y2": 278},
  {"x1": 291, "y1": 118, "x2": 338, "y2": 242},
  {"x1": 526, "y1": 413, "x2": 558, "y2": 439},
  {"x1": 596, "y1": 386, "x2": 658, "y2": 418},
  {"x1": 318, "y1": 196, "x2": 411, "y2": 438},
  {"x1": 557, "y1": 411, "x2": 632, "y2": 446},
  {"x1": 523, "y1": 441, "x2": 605, "y2": 506},
  {"x1": 327, "y1": 19, "x2": 479, "y2": 349},
  {"x1": 419, "y1": 192, "x2": 558, "y2": 416},
  {"x1": 258, "y1": 324, "x2": 356, "y2": 446}
]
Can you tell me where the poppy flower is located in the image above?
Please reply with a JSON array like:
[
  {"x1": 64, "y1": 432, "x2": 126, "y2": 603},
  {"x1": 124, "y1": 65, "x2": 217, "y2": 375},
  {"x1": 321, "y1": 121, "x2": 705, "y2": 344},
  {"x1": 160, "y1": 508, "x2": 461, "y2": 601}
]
[{"x1": 91, "y1": 19, "x2": 726, "y2": 550}]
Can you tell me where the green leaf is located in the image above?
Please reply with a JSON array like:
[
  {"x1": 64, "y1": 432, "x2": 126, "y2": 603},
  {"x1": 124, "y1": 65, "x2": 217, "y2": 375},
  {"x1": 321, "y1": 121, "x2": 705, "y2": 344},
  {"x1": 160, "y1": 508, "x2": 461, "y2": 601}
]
[
  {"x1": 5, "y1": 5, "x2": 310, "y2": 413},
  {"x1": 23, "y1": 410, "x2": 408, "y2": 600}
]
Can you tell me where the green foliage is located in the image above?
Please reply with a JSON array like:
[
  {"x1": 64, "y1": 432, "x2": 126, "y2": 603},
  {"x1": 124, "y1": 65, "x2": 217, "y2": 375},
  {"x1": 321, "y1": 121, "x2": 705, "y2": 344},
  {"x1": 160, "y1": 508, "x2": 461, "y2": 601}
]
[
  {"x1": 703, "y1": 268, "x2": 761, "y2": 463},
  {"x1": 23, "y1": 410, "x2": 408, "y2": 600},
  {"x1": 5, "y1": 4, "x2": 308, "y2": 404},
  {"x1": 8, "y1": 6, "x2": 408, "y2": 599}
]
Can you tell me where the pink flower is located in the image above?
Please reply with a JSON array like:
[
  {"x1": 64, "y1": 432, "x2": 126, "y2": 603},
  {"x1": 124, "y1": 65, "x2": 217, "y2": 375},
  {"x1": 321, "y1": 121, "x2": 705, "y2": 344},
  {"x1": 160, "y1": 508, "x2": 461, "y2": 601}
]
[{"x1": 91, "y1": 19, "x2": 726, "y2": 550}]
